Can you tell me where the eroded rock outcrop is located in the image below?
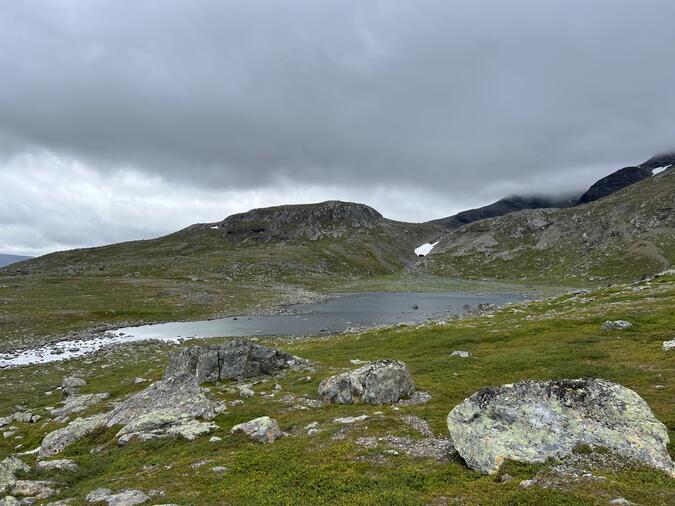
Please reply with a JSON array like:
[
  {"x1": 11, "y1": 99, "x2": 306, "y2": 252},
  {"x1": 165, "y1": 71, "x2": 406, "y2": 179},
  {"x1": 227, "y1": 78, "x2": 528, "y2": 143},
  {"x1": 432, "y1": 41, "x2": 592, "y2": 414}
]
[
  {"x1": 447, "y1": 378, "x2": 674, "y2": 475},
  {"x1": 165, "y1": 340, "x2": 309, "y2": 383},
  {"x1": 318, "y1": 360, "x2": 415, "y2": 405},
  {"x1": 39, "y1": 374, "x2": 218, "y2": 456}
]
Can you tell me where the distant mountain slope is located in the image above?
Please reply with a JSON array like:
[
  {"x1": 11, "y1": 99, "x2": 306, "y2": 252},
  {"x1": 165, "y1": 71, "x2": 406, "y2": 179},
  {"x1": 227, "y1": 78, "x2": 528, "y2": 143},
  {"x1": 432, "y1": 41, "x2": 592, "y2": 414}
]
[
  {"x1": 428, "y1": 195, "x2": 577, "y2": 230},
  {"x1": 578, "y1": 166, "x2": 653, "y2": 204},
  {"x1": 0, "y1": 254, "x2": 32, "y2": 268},
  {"x1": 424, "y1": 167, "x2": 675, "y2": 281},
  {"x1": 430, "y1": 152, "x2": 673, "y2": 230},
  {"x1": 2, "y1": 201, "x2": 441, "y2": 281}
]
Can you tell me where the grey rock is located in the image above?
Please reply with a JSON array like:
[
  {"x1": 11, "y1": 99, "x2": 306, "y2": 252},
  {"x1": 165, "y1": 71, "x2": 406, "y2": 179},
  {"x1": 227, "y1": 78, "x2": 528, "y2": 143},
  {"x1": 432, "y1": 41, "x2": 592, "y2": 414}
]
[
  {"x1": 662, "y1": 339, "x2": 675, "y2": 352},
  {"x1": 356, "y1": 435, "x2": 454, "y2": 461},
  {"x1": 601, "y1": 320, "x2": 633, "y2": 331},
  {"x1": 447, "y1": 378, "x2": 674, "y2": 475},
  {"x1": 40, "y1": 374, "x2": 216, "y2": 456},
  {"x1": 9, "y1": 480, "x2": 56, "y2": 499},
  {"x1": 334, "y1": 415, "x2": 369, "y2": 424},
  {"x1": 450, "y1": 351, "x2": 472, "y2": 358},
  {"x1": 36, "y1": 459, "x2": 77, "y2": 472},
  {"x1": 86, "y1": 488, "x2": 149, "y2": 506},
  {"x1": 39, "y1": 414, "x2": 108, "y2": 457},
  {"x1": 238, "y1": 386, "x2": 254, "y2": 398},
  {"x1": 608, "y1": 499, "x2": 631, "y2": 506},
  {"x1": 0, "y1": 457, "x2": 30, "y2": 494},
  {"x1": 115, "y1": 410, "x2": 189, "y2": 437},
  {"x1": 231, "y1": 416, "x2": 282, "y2": 443},
  {"x1": 106, "y1": 374, "x2": 215, "y2": 427},
  {"x1": 50, "y1": 393, "x2": 109, "y2": 419},
  {"x1": 396, "y1": 391, "x2": 432, "y2": 406},
  {"x1": 211, "y1": 466, "x2": 226, "y2": 473},
  {"x1": 318, "y1": 360, "x2": 415, "y2": 405},
  {"x1": 165, "y1": 339, "x2": 308, "y2": 383},
  {"x1": 61, "y1": 377, "x2": 86, "y2": 389},
  {"x1": 0, "y1": 496, "x2": 19, "y2": 506}
]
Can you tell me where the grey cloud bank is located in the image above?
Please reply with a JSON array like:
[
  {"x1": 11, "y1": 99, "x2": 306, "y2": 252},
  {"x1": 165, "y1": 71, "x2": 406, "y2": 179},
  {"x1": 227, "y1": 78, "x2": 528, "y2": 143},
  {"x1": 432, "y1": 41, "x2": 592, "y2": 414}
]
[{"x1": 1, "y1": 1, "x2": 674, "y2": 254}]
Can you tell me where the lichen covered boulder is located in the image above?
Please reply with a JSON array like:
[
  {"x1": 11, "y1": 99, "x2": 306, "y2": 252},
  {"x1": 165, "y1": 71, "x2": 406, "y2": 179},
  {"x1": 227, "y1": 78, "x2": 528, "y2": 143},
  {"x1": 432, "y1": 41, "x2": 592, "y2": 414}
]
[
  {"x1": 447, "y1": 378, "x2": 674, "y2": 475},
  {"x1": 165, "y1": 339, "x2": 308, "y2": 383},
  {"x1": 318, "y1": 360, "x2": 415, "y2": 405},
  {"x1": 39, "y1": 374, "x2": 217, "y2": 456},
  {"x1": 106, "y1": 373, "x2": 215, "y2": 426}
]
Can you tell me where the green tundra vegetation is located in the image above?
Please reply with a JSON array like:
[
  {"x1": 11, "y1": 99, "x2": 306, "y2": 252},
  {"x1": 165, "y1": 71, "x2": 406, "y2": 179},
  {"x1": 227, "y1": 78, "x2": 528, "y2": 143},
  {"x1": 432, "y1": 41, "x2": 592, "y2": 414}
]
[{"x1": 0, "y1": 273, "x2": 673, "y2": 505}]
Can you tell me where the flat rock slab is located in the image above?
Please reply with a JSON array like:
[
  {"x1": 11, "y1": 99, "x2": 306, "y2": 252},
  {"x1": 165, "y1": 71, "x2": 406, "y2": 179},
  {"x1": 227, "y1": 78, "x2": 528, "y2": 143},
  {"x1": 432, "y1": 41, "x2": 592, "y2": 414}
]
[
  {"x1": 318, "y1": 360, "x2": 415, "y2": 404},
  {"x1": 39, "y1": 374, "x2": 217, "y2": 456},
  {"x1": 447, "y1": 378, "x2": 674, "y2": 475},
  {"x1": 165, "y1": 339, "x2": 308, "y2": 383}
]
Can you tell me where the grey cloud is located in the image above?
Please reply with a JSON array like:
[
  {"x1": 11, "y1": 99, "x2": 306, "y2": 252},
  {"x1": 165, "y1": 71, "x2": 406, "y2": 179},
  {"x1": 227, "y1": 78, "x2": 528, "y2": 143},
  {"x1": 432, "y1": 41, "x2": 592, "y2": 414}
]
[{"x1": 1, "y1": 0, "x2": 674, "y2": 198}]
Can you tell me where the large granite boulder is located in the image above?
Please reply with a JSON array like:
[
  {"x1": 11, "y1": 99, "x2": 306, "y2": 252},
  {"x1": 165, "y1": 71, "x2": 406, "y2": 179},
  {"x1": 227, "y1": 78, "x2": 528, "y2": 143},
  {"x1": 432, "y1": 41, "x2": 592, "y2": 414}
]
[
  {"x1": 318, "y1": 360, "x2": 415, "y2": 404},
  {"x1": 165, "y1": 339, "x2": 308, "y2": 383},
  {"x1": 447, "y1": 378, "x2": 674, "y2": 475}
]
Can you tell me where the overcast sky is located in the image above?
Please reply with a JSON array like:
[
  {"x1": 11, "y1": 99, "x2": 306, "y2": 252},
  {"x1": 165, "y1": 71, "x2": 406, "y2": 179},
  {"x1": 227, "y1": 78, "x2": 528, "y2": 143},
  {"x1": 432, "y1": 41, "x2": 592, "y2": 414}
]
[{"x1": 1, "y1": 1, "x2": 674, "y2": 256}]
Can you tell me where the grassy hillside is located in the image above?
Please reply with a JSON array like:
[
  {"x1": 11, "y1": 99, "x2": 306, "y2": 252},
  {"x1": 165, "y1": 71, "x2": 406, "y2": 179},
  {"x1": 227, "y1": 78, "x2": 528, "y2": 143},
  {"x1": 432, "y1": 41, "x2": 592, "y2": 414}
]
[
  {"x1": 1, "y1": 273, "x2": 673, "y2": 505},
  {"x1": 0, "y1": 202, "x2": 446, "y2": 350},
  {"x1": 424, "y1": 168, "x2": 675, "y2": 283}
]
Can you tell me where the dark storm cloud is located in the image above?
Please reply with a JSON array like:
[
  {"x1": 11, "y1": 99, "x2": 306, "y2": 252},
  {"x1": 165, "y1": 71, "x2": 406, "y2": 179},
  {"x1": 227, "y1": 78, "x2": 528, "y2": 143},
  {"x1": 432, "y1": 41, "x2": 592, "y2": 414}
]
[{"x1": 1, "y1": 0, "x2": 674, "y2": 194}]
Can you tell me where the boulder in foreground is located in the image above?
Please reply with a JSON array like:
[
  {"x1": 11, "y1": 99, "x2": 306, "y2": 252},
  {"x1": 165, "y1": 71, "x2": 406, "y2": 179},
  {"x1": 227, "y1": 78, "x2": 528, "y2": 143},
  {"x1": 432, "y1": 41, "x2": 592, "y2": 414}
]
[
  {"x1": 318, "y1": 360, "x2": 414, "y2": 404},
  {"x1": 165, "y1": 339, "x2": 309, "y2": 383},
  {"x1": 447, "y1": 378, "x2": 674, "y2": 475}
]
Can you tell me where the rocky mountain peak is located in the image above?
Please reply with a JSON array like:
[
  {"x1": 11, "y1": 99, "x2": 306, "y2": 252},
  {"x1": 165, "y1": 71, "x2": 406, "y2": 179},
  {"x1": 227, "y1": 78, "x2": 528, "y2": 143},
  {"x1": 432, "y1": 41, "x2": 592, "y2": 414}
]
[{"x1": 197, "y1": 200, "x2": 388, "y2": 243}]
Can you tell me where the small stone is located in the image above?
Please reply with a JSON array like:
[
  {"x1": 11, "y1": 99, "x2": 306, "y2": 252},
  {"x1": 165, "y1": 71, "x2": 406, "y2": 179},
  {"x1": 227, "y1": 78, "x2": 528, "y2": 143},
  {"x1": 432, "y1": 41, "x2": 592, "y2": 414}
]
[
  {"x1": 608, "y1": 499, "x2": 631, "y2": 505},
  {"x1": 601, "y1": 320, "x2": 632, "y2": 331},
  {"x1": 61, "y1": 377, "x2": 87, "y2": 389},
  {"x1": 133, "y1": 378, "x2": 147, "y2": 384},
  {"x1": 662, "y1": 339, "x2": 675, "y2": 352},
  {"x1": 239, "y1": 386, "x2": 254, "y2": 398},
  {"x1": 450, "y1": 351, "x2": 471, "y2": 358},
  {"x1": 500, "y1": 474, "x2": 513, "y2": 483},
  {"x1": 519, "y1": 479, "x2": 537, "y2": 489},
  {"x1": 231, "y1": 416, "x2": 282, "y2": 443},
  {"x1": 36, "y1": 459, "x2": 78, "y2": 472},
  {"x1": 211, "y1": 466, "x2": 226, "y2": 473},
  {"x1": 209, "y1": 436, "x2": 222, "y2": 443},
  {"x1": 86, "y1": 487, "x2": 149, "y2": 505},
  {"x1": 334, "y1": 415, "x2": 369, "y2": 424}
]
